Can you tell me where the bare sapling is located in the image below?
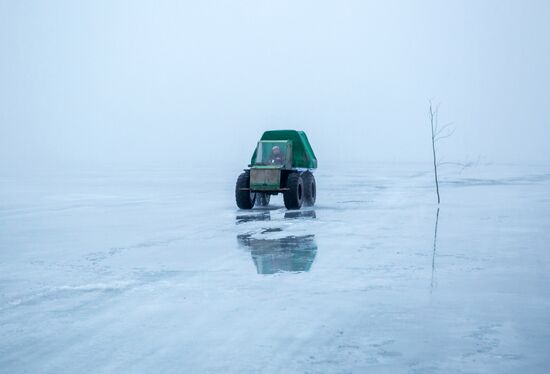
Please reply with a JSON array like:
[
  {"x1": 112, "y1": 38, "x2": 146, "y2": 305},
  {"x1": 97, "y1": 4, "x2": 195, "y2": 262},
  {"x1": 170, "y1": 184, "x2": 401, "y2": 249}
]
[{"x1": 429, "y1": 101, "x2": 455, "y2": 204}]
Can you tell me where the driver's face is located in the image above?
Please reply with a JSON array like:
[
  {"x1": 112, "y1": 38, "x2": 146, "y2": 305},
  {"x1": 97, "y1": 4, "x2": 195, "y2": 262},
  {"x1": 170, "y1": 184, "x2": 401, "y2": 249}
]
[{"x1": 272, "y1": 147, "x2": 280, "y2": 155}]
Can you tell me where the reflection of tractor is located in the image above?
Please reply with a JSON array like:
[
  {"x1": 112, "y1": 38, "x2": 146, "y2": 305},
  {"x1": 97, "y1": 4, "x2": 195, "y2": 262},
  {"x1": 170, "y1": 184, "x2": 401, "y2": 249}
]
[
  {"x1": 237, "y1": 233, "x2": 317, "y2": 274},
  {"x1": 235, "y1": 130, "x2": 318, "y2": 210}
]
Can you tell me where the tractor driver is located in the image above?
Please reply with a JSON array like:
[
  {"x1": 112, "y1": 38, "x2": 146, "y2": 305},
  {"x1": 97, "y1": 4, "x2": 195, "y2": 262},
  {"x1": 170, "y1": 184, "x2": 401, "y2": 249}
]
[{"x1": 269, "y1": 145, "x2": 284, "y2": 165}]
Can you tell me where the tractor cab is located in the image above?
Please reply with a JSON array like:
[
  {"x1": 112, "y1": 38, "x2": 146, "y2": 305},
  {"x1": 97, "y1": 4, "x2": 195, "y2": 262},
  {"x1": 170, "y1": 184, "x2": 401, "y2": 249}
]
[{"x1": 252, "y1": 140, "x2": 292, "y2": 168}]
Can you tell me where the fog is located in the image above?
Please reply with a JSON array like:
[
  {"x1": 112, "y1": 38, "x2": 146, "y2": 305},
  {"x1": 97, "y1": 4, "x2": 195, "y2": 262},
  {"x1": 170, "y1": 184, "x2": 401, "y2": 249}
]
[{"x1": 1, "y1": 0, "x2": 549, "y2": 169}]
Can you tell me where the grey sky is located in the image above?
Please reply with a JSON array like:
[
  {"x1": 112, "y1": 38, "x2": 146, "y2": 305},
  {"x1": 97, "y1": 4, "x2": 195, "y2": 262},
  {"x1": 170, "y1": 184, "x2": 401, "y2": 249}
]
[{"x1": 1, "y1": 0, "x2": 549, "y2": 168}]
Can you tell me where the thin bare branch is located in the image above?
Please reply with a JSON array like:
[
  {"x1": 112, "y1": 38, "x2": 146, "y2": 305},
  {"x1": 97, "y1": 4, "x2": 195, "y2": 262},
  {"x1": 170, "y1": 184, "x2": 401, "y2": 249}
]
[
  {"x1": 439, "y1": 161, "x2": 465, "y2": 166},
  {"x1": 435, "y1": 122, "x2": 455, "y2": 136},
  {"x1": 439, "y1": 155, "x2": 481, "y2": 173},
  {"x1": 435, "y1": 127, "x2": 456, "y2": 141}
]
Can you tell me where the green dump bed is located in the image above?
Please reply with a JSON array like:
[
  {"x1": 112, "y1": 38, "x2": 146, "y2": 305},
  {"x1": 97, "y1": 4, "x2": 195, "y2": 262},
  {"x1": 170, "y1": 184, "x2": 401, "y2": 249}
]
[{"x1": 251, "y1": 130, "x2": 318, "y2": 169}]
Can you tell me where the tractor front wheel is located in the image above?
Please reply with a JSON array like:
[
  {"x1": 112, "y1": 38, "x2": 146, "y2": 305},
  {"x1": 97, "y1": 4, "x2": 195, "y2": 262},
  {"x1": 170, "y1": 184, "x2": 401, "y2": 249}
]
[
  {"x1": 235, "y1": 172, "x2": 256, "y2": 209},
  {"x1": 283, "y1": 172, "x2": 304, "y2": 210}
]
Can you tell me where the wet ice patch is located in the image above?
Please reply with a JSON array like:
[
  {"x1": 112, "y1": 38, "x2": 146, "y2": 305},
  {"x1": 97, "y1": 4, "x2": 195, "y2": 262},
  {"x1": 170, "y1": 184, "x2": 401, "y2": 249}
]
[{"x1": 235, "y1": 208, "x2": 319, "y2": 274}]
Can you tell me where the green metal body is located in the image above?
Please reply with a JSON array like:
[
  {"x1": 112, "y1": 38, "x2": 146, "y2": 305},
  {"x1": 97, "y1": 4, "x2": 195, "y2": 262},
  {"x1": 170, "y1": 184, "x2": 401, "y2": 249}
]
[
  {"x1": 250, "y1": 130, "x2": 318, "y2": 169},
  {"x1": 248, "y1": 130, "x2": 317, "y2": 192}
]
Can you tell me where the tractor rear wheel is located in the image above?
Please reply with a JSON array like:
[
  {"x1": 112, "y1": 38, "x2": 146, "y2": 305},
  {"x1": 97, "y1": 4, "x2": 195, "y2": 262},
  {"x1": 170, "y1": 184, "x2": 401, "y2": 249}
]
[
  {"x1": 302, "y1": 171, "x2": 316, "y2": 206},
  {"x1": 256, "y1": 193, "x2": 271, "y2": 207},
  {"x1": 283, "y1": 172, "x2": 304, "y2": 210},
  {"x1": 235, "y1": 171, "x2": 256, "y2": 209}
]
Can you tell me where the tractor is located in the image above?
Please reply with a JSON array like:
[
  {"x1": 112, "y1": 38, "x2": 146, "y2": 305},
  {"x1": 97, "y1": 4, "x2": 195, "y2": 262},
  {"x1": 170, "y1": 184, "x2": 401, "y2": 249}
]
[{"x1": 235, "y1": 130, "x2": 317, "y2": 210}]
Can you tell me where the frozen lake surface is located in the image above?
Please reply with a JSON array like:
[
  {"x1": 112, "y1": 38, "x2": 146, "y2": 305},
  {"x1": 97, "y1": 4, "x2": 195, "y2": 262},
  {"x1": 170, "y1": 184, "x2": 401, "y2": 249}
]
[{"x1": 1, "y1": 162, "x2": 549, "y2": 373}]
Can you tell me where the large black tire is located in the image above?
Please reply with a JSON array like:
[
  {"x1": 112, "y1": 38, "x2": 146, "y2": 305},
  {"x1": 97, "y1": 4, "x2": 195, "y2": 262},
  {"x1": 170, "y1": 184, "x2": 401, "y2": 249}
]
[
  {"x1": 283, "y1": 172, "x2": 304, "y2": 210},
  {"x1": 235, "y1": 172, "x2": 256, "y2": 209},
  {"x1": 302, "y1": 171, "x2": 316, "y2": 207},
  {"x1": 256, "y1": 193, "x2": 270, "y2": 207}
]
